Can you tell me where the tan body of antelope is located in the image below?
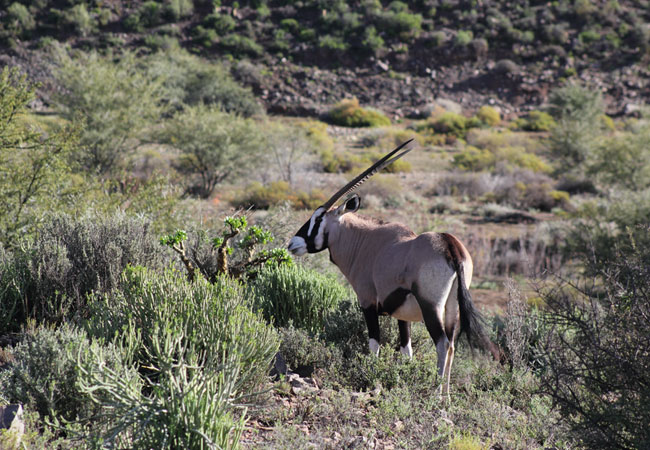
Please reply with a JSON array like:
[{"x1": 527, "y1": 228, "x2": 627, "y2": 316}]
[{"x1": 288, "y1": 140, "x2": 498, "y2": 395}]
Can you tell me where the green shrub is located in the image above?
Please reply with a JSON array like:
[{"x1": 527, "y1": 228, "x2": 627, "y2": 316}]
[
  {"x1": 588, "y1": 131, "x2": 650, "y2": 190},
  {"x1": 513, "y1": 111, "x2": 557, "y2": 132},
  {"x1": 343, "y1": 346, "x2": 439, "y2": 391},
  {"x1": 280, "y1": 18, "x2": 299, "y2": 33},
  {"x1": 476, "y1": 105, "x2": 500, "y2": 126},
  {"x1": 578, "y1": 29, "x2": 600, "y2": 45},
  {"x1": 1, "y1": 324, "x2": 135, "y2": 425},
  {"x1": 455, "y1": 30, "x2": 473, "y2": 46},
  {"x1": 539, "y1": 220, "x2": 650, "y2": 448},
  {"x1": 278, "y1": 326, "x2": 341, "y2": 376},
  {"x1": 452, "y1": 146, "x2": 495, "y2": 171},
  {"x1": 83, "y1": 267, "x2": 277, "y2": 448},
  {"x1": 232, "y1": 181, "x2": 326, "y2": 210},
  {"x1": 429, "y1": 111, "x2": 469, "y2": 137},
  {"x1": 87, "y1": 265, "x2": 279, "y2": 394},
  {"x1": 123, "y1": 12, "x2": 143, "y2": 32},
  {"x1": 318, "y1": 34, "x2": 348, "y2": 51},
  {"x1": 6, "y1": 2, "x2": 35, "y2": 36},
  {"x1": 148, "y1": 48, "x2": 261, "y2": 116},
  {"x1": 377, "y1": 10, "x2": 423, "y2": 40},
  {"x1": 362, "y1": 26, "x2": 385, "y2": 54},
  {"x1": 163, "y1": 0, "x2": 194, "y2": 20},
  {"x1": 140, "y1": 1, "x2": 163, "y2": 27},
  {"x1": 327, "y1": 98, "x2": 391, "y2": 127},
  {"x1": 159, "y1": 104, "x2": 264, "y2": 198},
  {"x1": 251, "y1": 265, "x2": 350, "y2": 334},
  {"x1": 220, "y1": 33, "x2": 263, "y2": 57},
  {"x1": 204, "y1": 13, "x2": 235, "y2": 34},
  {"x1": 0, "y1": 213, "x2": 165, "y2": 332},
  {"x1": 61, "y1": 4, "x2": 95, "y2": 36}
]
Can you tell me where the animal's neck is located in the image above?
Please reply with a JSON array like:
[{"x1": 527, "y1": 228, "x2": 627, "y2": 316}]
[{"x1": 327, "y1": 215, "x2": 378, "y2": 281}]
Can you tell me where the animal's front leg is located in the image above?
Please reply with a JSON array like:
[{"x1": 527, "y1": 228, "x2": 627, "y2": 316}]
[
  {"x1": 362, "y1": 305, "x2": 380, "y2": 356},
  {"x1": 398, "y1": 320, "x2": 412, "y2": 357}
]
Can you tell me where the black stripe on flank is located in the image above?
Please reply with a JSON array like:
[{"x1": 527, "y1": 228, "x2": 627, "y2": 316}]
[{"x1": 378, "y1": 288, "x2": 410, "y2": 316}]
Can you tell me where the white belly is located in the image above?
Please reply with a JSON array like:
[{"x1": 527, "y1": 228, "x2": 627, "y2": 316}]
[{"x1": 391, "y1": 294, "x2": 423, "y2": 322}]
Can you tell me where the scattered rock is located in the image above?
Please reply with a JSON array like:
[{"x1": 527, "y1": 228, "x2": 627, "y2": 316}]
[
  {"x1": 0, "y1": 404, "x2": 24, "y2": 450},
  {"x1": 270, "y1": 352, "x2": 288, "y2": 379}
]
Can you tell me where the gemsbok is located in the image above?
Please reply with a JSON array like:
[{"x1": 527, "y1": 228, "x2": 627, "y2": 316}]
[{"x1": 288, "y1": 139, "x2": 499, "y2": 395}]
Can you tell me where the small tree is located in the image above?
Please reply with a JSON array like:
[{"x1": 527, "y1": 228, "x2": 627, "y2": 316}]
[
  {"x1": 52, "y1": 48, "x2": 163, "y2": 176},
  {"x1": 160, "y1": 104, "x2": 264, "y2": 198},
  {"x1": 265, "y1": 122, "x2": 313, "y2": 187},
  {"x1": 0, "y1": 67, "x2": 78, "y2": 245},
  {"x1": 547, "y1": 83, "x2": 604, "y2": 170},
  {"x1": 160, "y1": 215, "x2": 292, "y2": 281}
]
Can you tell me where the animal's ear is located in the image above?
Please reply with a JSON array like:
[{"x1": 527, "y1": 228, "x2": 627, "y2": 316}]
[{"x1": 336, "y1": 194, "x2": 361, "y2": 216}]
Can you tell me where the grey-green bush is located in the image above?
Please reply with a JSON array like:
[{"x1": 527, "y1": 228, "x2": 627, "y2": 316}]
[
  {"x1": 251, "y1": 264, "x2": 350, "y2": 334},
  {"x1": 0, "y1": 324, "x2": 136, "y2": 426},
  {"x1": 0, "y1": 212, "x2": 166, "y2": 332},
  {"x1": 147, "y1": 48, "x2": 262, "y2": 117}
]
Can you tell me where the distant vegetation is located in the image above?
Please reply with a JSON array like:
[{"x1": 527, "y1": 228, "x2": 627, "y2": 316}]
[{"x1": 1, "y1": 0, "x2": 649, "y2": 71}]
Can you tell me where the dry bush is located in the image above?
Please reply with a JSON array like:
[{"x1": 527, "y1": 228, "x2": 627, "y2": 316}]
[
  {"x1": 356, "y1": 175, "x2": 404, "y2": 207},
  {"x1": 430, "y1": 172, "x2": 496, "y2": 198},
  {"x1": 232, "y1": 181, "x2": 326, "y2": 210},
  {"x1": 503, "y1": 279, "x2": 530, "y2": 369},
  {"x1": 465, "y1": 228, "x2": 564, "y2": 277}
]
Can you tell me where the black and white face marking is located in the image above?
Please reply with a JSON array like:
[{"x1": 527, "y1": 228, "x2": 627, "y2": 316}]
[
  {"x1": 287, "y1": 195, "x2": 360, "y2": 256},
  {"x1": 287, "y1": 207, "x2": 329, "y2": 255}
]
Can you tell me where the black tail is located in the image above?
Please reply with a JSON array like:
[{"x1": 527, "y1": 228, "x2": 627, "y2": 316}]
[{"x1": 456, "y1": 261, "x2": 501, "y2": 361}]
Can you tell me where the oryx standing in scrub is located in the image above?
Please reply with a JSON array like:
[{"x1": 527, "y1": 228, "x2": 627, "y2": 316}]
[{"x1": 288, "y1": 140, "x2": 499, "y2": 395}]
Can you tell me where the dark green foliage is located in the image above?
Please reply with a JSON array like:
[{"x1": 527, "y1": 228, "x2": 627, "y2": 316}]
[
  {"x1": 140, "y1": 1, "x2": 163, "y2": 27},
  {"x1": 220, "y1": 33, "x2": 263, "y2": 57},
  {"x1": 278, "y1": 326, "x2": 341, "y2": 376},
  {"x1": 343, "y1": 347, "x2": 439, "y2": 392},
  {"x1": 5, "y1": 2, "x2": 35, "y2": 37},
  {"x1": 203, "y1": 12, "x2": 236, "y2": 35},
  {"x1": 163, "y1": 0, "x2": 194, "y2": 21},
  {"x1": 535, "y1": 185, "x2": 650, "y2": 449},
  {"x1": 0, "y1": 213, "x2": 166, "y2": 332},
  {"x1": 251, "y1": 265, "x2": 350, "y2": 334}
]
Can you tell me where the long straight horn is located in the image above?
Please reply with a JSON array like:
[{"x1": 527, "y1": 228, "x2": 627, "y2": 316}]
[{"x1": 321, "y1": 139, "x2": 415, "y2": 210}]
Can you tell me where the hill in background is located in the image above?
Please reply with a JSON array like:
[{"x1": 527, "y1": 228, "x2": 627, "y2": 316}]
[{"x1": 1, "y1": 0, "x2": 649, "y2": 117}]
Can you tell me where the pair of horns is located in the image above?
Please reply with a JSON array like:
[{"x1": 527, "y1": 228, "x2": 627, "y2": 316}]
[{"x1": 321, "y1": 139, "x2": 415, "y2": 210}]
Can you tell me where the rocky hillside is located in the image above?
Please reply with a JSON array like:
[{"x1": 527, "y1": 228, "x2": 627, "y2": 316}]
[{"x1": 1, "y1": 0, "x2": 649, "y2": 116}]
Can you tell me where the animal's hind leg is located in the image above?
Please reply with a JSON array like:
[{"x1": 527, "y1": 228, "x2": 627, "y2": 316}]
[
  {"x1": 398, "y1": 320, "x2": 412, "y2": 357},
  {"x1": 443, "y1": 343, "x2": 455, "y2": 396},
  {"x1": 412, "y1": 284, "x2": 449, "y2": 377}
]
